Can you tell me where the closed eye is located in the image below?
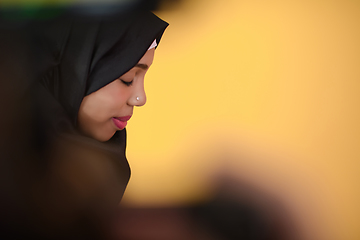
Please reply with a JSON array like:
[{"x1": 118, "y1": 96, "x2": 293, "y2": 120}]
[{"x1": 120, "y1": 79, "x2": 133, "y2": 86}]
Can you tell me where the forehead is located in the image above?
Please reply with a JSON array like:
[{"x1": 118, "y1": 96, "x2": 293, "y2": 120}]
[
  {"x1": 129, "y1": 49, "x2": 155, "y2": 70},
  {"x1": 120, "y1": 49, "x2": 155, "y2": 76},
  {"x1": 138, "y1": 48, "x2": 155, "y2": 65}
]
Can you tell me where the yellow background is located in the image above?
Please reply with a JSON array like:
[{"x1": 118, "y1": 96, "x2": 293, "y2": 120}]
[{"x1": 125, "y1": 0, "x2": 360, "y2": 239}]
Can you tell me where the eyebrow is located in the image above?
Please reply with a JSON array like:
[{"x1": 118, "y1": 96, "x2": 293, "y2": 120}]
[{"x1": 134, "y1": 63, "x2": 149, "y2": 70}]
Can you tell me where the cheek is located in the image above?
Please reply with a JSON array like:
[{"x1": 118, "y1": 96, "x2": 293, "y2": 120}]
[
  {"x1": 104, "y1": 87, "x2": 130, "y2": 111},
  {"x1": 83, "y1": 86, "x2": 130, "y2": 121}
]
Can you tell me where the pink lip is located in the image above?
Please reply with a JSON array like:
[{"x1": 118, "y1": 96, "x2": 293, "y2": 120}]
[
  {"x1": 112, "y1": 115, "x2": 131, "y2": 130},
  {"x1": 115, "y1": 115, "x2": 132, "y2": 122}
]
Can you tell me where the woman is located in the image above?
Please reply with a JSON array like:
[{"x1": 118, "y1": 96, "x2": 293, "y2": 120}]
[
  {"x1": 41, "y1": 9, "x2": 167, "y2": 194},
  {"x1": 0, "y1": 10, "x2": 168, "y2": 240}
]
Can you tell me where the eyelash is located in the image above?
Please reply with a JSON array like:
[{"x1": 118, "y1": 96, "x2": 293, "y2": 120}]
[{"x1": 121, "y1": 79, "x2": 133, "y2": 86}]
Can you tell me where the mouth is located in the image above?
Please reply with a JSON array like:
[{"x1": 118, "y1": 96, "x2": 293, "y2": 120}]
[
  {"x1": 115, "y1": 115, "x2": 132, "y2": 122},
  {"x1": 112, "y1": 115, "x2": 132, "y2": 130}
]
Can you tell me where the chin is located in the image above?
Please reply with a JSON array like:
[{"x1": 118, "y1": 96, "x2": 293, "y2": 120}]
[{"x1": 92, "y1": 131, "x2": 115, "y2": 142}]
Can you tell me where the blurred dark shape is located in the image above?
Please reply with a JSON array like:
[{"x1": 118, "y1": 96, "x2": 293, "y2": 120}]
[
  {"x1": 111, "y1": 207, "x2": 193, "y2": 240},
  {"x1": 189, "y1": 197, "x2": 270, "y2": 240},
  {"x1": 188, "y1": 176, "x2": 300, "y2": 240},
  {"x1": 112, "y1": 177, "x2": 300, "y2": 240}
]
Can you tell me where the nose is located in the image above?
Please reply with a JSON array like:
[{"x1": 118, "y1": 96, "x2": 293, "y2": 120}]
[{"x1": 128, "y1": 81, "x2": 146, "y2": 107}]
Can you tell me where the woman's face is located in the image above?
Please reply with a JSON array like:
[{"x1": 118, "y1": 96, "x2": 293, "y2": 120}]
[{"x1": 77, "y1": 48, "x2": 155, "y2": 142}]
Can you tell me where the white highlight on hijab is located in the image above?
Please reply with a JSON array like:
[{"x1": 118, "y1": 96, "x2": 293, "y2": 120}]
[{"x1": 148, "y1": 39, "x2": 157, "y2": 50}]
